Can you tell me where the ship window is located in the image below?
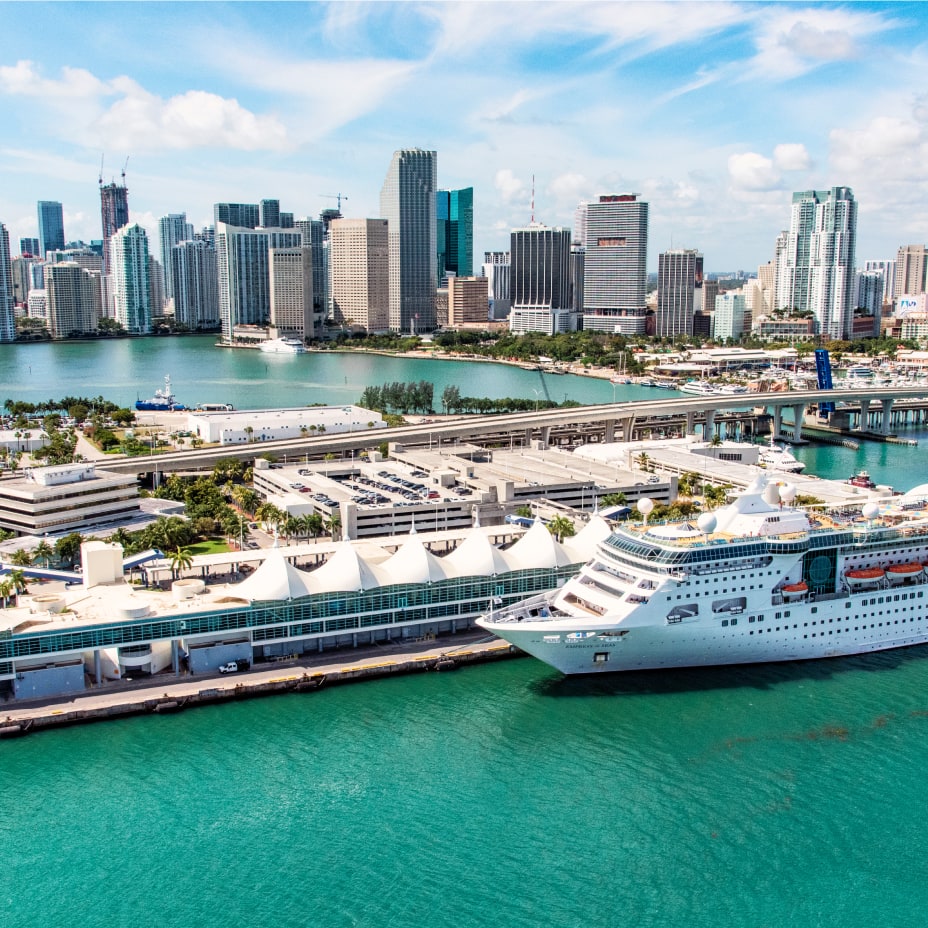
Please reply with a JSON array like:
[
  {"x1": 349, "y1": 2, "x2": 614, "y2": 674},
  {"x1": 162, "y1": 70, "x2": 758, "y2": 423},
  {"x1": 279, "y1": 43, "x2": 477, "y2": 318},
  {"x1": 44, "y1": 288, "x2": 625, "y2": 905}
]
[
  {"x1": 749, "y1": 616, "x2": 755, "y2": 623},
  {"x1": 895, "y1": 595, "x2": 900, "y2": 601},
  {"x1": 593, "y1": 652, "x2": 609, "y2": 663},
  {"x1": 722, "y1": 620, "x2": 728, "y2": 627},
  {"x1": 811, "y1": 607, "x2": 818, "y2": 614},
  {"x1": 846, "y1": 603, "x2": 852, "y2": 608},
  {"x1": 731, "y1": 618, "x2": 738, "y2": 626}
]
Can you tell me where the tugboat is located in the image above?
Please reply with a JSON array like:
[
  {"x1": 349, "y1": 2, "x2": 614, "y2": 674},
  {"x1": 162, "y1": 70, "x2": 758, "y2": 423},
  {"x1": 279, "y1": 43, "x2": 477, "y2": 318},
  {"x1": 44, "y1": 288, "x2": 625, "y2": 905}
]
[
  {"x1": 848, "y1": 470, "x2": 876, "y2": 489},
  {"x1": 135, "y1": 375, "x2": 187, "y2": 411}
]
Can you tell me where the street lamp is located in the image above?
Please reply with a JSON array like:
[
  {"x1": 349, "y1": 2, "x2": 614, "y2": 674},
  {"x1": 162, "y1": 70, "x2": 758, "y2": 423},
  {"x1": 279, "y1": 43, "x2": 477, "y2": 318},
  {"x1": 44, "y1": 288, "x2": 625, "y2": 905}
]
[{"x1": 532, "y1": 388, "x2": 541, "y2": 412}]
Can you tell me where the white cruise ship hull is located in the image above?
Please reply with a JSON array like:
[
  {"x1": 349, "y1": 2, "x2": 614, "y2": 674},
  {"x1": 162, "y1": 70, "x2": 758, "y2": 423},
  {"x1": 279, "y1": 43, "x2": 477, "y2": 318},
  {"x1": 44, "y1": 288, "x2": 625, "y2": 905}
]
[{"x1": 477, "y1": 474, "x2": 928, "y2": 676}]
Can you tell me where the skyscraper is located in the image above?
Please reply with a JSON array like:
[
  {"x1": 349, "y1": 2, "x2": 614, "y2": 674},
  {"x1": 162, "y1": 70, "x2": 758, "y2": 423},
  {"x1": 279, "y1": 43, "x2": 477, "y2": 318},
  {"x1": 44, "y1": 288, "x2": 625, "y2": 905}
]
[
  {"x1": 436, "y1": 187, "x2": 474, "y2": 280},
  {"x1": 46, "y1": 262, "x2": 102, "y2": 338},
  {"x1": 581, "y1": 194, "x2": 649, "y2": 334},
  {"x1": 296, "y1": 218, "x2": 327, "y2": 329},
  {"x1": 0, "y1": 223, "x2": 15, "y2": 342},
  {"x1": 330, "y1": 219, "x2": 390, "y2": 332},
  {"x1": 214, "y1": 203, "x2": 259, "y2": 230},
  {"x1": 774, "y1": 187, "x2": 857, "y2": 339},
  {"x1": 19, "y1": 237, "x2": 40, "y2": 257},
  {"x1": 865, "y1": 258, "x2": 896, "y2": 305},
  {"x1": 260, "y1": 199, "x2": 281, "y2": 228},
  {"x1": 483, "y1": 251, "x2": 511, "y2": 319},
  {"x1": 268, "y1": 246, "x2": 313, "y2": 341},
  {"x1": 380, "y1": 148, "x2": 438, "y2": 333},
  {"x1": 656, "y1": 249, "x2": 704, "y2": 338},
  {"x1": 508, "y1": 226, "x2": 573, "y2": 335},
  {"x1": 171, "y1": 240, "x2": 219, "y2": 330},
  {"x1": 214, "y1": 223, "x2": 302, "y2": 342},
  {"x1": 99, "y1": 182, "x2": 129, "y2": 276},
  {"x1": 158, "y1": 213, "x2": 194, "y2": 304},
  {"x1": 894, "y1": 245, "x2": 928, "y2": 297},
  {"x1": 37, "y1": 201, "x2": 65, "y2": 257},
  {"x1": 110, "y1": 223, "x2": 151, "y2": 334}
]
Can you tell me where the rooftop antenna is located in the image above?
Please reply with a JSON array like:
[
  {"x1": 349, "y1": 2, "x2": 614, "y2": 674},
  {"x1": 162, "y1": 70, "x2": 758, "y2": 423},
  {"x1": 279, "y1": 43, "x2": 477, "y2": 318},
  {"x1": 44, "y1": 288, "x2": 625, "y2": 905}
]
[
  {"x1": 98, "y1": 154, "x2": 104, "y2": 187},
  {"x1": 121, "y1": 156, "x2": 129, "y2": 185}
]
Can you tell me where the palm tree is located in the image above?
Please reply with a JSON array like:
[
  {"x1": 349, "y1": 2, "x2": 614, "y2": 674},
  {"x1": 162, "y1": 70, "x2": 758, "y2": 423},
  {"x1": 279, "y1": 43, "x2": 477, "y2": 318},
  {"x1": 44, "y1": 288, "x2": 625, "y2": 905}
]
[
  {"x1": 244, "y1": 425, "x2": 254, "y2": 443},
  {"x1": 703, "y1": 484, "x2": 731, "y2": 510},
  {"x1": 9, "y1": 548, "x2": 32, "y2": 567},
  {"x1": 33, "y1": 539, "x2": 54, "y2": 568},
  {"x1": 9, "y1": 569, "x2": 28, "y2": 603},
  {"x1": 255, "y1": 502, "x2": 283, "y2": 533},
  {"x1": 547, "y1": 515, "x2": 576, "y2": 543},
  {"x1": 0, "y1": 578, "x2": 13, "y2": 608},
  {"x1": 677, "y1": 472, "x2": 702, "y2": 498},
  {"x1": 168, "y1": 546, "x2": 194, "y2": 579},
  {"x1": 635, "y1": 452, "x2": 651, "y2": 471}
]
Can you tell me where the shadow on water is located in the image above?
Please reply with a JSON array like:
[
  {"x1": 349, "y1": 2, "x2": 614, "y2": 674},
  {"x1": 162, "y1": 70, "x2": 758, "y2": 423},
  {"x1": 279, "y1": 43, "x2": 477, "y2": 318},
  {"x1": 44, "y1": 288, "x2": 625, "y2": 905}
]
[{"x1": 527, "y1": 641, "x2": 928, "y2": 699}]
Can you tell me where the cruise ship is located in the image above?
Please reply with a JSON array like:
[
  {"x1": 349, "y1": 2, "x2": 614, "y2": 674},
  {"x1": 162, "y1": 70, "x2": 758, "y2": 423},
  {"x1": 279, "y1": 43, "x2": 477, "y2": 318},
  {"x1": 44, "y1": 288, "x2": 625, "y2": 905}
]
[{"x1": 478, "y1": 475, "x2": 928, "y2": 675}]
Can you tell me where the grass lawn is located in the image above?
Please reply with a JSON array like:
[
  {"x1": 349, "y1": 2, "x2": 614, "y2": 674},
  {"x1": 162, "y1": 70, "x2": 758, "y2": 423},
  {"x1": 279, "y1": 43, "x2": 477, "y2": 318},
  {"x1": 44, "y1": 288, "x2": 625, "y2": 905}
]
[{"x1": 187, "y1": 538, "x2": 231, "y2": 555}]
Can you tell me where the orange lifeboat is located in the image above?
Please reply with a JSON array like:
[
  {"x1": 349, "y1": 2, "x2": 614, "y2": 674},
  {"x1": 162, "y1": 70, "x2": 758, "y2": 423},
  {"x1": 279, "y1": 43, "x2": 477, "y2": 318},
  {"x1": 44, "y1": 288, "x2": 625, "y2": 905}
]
[
  {"x1": 845, "y1": 567, "x2": 885, "y2": 589},
  {"x1": 886, "y1": 563, "x2": 924, "y2": 585},
  {"x1": 782, "y1": 581, "x2": 808, "y2": 600}
]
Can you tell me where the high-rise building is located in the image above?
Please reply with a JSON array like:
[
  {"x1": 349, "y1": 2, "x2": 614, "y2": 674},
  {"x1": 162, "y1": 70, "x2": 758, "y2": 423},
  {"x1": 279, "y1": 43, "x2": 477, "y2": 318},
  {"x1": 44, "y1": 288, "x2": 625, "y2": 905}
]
[
  {"x1": 297, "y1": 218, "x2": 327, "y2": 329},
  {"x1": 214, "y1": 203, "x2": 259, "y2": 230},
  {"x1": 260, "y1": 199, "x2": 281, "y2": 229},
  {"x1": 656, "y1": 249, "x2": 704, "y2": 338},
  {"x1": 712, "y1": 292, "x2": 747, "y2": 342},
  {"x1": 894, "y1": 245, "x2": 928, "y2": 298},
  {"x1": 855, "y1": 270, "x2": 884, "y2": 319},
  {"x1": 110, "y1": 223, "x2": 151, "y2": 334},
  {"x1": 171, "y1": 240, "x2": 219, "y2": 330},
  {"x1": 268, "y1": 247, "x2": 313, "y2": 341},
  {"x1": 447, "y1": 276, "x2": 489, "y2": 326},
  {"x1": 99, "y1": 182, "x2": 129, "y2": 275},
  {"x1": 573, "y1": 201, "x2": 589, "y2": 247},
  {"x1": 148, "y1": 257, "x2": 165, "y2": 318},
  {"x1": 0, "y1": 224, "x2": 15, "y2": 342},
  {"x1": 581, "y1": 194, "x2": 649, "y2": 334},
  {"x1": 46, "y1": 248, "x2": 102, "y2": 273},
  {"x1": 158, "y1": 213, "x2": 194, "y2": 304},
  {"x1": 11, "y1": 256, "x2": 37, "y2": 307},
  {"x1": 19, "y1": 237, "x2": 40, "y2": 257},
  {"x1": 279, "y1": 212, "x2": 294, "y2": 229},
  {"x1": 46, "y1": 262, "x2": 102, "y2": 338},
  {"x1": 214, "y1": 223, "x2": 302, "y2": 342},
  {"x1": 330, "y1": 219, "x2": 390, "y2": 332},
  {"x1": 483, "y1": 251, "x2": 511, "y2": 319},
  {"x1": 436, "y1": 187, "x2": 474, "y2": 280},
  {"x1": 865, "y1": 258, "x2": 896, "y2": 305},
  {"x1": 508, "y1": 226, "x2": 574, "y2": 335},
  {"x1": 774, "y1": 187, "x2": 857, "y2": 339},
  {"x1": 380, "y1": 148, "x2": 438, "y2": 333},
  {"x1": 37, "y1": 201, "x2": 65, "y2": 257}
]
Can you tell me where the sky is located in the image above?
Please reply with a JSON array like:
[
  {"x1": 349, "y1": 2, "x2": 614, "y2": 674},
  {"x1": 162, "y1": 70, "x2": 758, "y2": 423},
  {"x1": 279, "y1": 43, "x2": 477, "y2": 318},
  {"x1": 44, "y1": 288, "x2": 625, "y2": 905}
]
[{"x1": 2, "y1": 0, "x2": 927, "y2": 272}]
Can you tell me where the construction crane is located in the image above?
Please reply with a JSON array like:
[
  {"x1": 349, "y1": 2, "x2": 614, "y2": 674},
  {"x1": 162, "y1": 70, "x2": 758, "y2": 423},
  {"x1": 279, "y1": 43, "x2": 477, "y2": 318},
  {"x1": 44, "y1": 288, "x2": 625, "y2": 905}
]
[
  {"x1": 121, "y1": 156, "x2": 129, "y2": 184},
  {"x1": 99, "y1": 154, "x2": 104, "y2": 187},
  {"x1": 321, "y1": 193, "x2": 348, "y2": 211}
]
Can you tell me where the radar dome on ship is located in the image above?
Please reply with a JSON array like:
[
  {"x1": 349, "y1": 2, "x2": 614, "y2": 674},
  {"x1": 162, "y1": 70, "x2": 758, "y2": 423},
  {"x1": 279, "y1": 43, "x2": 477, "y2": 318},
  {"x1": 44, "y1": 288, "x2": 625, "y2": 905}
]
[
  {"x1": 637, "y1": 498, "x2": 654, "y2": 516},
  {"x1": 862, "y1": 502, "x2": 880, "y2": 520},
  {"x1": 763, "y1": 484, "x2": 780, "y2": 506},
  {"x1": 697, "y1": 512, "x2": 717, "y2": 535},
  {"x1": 779, "y1": 484, "x2": 797, "y2": 504}
]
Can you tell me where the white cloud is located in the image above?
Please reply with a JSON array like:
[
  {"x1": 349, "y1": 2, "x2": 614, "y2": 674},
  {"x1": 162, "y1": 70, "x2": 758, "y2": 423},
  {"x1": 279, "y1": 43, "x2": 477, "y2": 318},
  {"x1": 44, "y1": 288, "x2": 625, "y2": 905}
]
[
  {"x1": 548, "y1": 172, "x2": 590, "y2": 203},
  {"x1": 748, "y1": 7, "x2": 896, "y2": 80},
  {"x1": 495, "y1": 168, "x2": 527, "y2": 205},
  {"x1": 728, "y1": 152, "x2": 781, "y2": 191},
  {"x1": 94, "y1": 85, "x2": 288, "y2": 152},
  {"x1": 773, "y1": 143, "x2": 811, "y2": 171},
  {"x1": 0, "y1": 60, "x2": 287, "y2": 153}
]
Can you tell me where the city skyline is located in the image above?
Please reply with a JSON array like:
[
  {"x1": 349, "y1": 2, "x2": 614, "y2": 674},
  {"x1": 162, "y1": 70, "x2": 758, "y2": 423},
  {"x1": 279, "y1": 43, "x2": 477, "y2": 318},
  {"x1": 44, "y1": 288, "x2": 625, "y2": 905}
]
[{"x1": 1, "y1": 2, "x2": 927, "y2": 270}]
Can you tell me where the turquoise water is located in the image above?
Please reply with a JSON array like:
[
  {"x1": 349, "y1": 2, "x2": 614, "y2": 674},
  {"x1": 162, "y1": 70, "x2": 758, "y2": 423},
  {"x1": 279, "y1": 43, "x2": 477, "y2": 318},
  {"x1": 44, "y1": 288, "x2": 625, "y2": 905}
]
[
  {"x1": 5, "y1": 653, "x2": 928, "y2": 928},
  {"x1": 0, "y1": 335, "x2": 649, "y2": 410},
  {"x1": 4, "y1": 338, "x2": 928, "y2": 925}
]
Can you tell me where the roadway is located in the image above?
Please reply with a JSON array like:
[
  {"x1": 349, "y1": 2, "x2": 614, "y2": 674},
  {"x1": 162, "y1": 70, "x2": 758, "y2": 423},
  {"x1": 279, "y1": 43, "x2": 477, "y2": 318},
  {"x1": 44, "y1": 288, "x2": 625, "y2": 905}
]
[{"x1": 100, "y1": 385, "x2": 928, "y2": 475}]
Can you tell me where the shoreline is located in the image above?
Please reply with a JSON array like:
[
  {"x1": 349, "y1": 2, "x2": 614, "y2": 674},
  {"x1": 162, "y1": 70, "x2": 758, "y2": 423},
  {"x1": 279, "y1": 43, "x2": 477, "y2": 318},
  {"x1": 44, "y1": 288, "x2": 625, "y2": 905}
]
[{"x1": 0, "y1": 632, "x2": 522, "y2": 737}]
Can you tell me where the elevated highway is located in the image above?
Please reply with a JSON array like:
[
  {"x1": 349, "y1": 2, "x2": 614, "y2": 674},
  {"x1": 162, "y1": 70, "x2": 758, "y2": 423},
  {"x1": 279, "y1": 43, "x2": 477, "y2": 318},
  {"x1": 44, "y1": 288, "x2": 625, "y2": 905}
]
[{"x1": 102, "y1": 385, "x2": 928, "y2": 476}]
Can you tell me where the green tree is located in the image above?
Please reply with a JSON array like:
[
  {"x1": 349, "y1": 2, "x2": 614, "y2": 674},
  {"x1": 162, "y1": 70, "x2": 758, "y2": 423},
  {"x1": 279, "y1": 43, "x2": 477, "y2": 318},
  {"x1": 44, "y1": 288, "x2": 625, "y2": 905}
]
[
  {"x1": 9, "y1": 548, "x2": 32, "y2": 567},
  {"x1": 33, "y1": 539, "x2": 54, "y2": 568},
  {"x1": 55, "y1": 532, "x2": 84, "y2": 568},
  {"x1": 547, "y1": 515, "x2": 576, "y2": 543},
  {"x1": 168, "y1": 546, "x2": 194, "y2": 578}
]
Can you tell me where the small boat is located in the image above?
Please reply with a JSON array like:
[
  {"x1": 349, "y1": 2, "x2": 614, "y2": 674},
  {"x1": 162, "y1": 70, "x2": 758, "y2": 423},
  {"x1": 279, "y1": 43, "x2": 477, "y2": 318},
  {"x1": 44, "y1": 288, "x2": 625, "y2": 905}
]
[
  {"x1": 781, "y1": 581, "x2": 808, "y2": 600},
  {"x1": 886, "y1": 563, "x2": 924, "y2": 585},
  {"x1": 136, "y1": 375, "x2": 186, "y2": 411},
  {"x1": 759, "y1": 443, "x2": 806, "y2": 473},
  {"x1": 679, "y1": 380, "x2": 717, "y2": 396},
  {"x1": 845, "y1": 567, "x2": 885, "y2": 588},
  {"x1": 260, "y1": 337, "x2": 306, "y2": 354},
  {"x1": 848, "y1": 470, "x2": 876, "y2": 489}
]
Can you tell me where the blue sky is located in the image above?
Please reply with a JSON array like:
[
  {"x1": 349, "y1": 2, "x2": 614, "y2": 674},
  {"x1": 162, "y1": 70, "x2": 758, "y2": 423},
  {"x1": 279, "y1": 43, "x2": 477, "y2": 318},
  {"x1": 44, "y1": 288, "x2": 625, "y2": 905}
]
[{"x1": 2, "y1": 1, "x2": 927, "y2": 271}]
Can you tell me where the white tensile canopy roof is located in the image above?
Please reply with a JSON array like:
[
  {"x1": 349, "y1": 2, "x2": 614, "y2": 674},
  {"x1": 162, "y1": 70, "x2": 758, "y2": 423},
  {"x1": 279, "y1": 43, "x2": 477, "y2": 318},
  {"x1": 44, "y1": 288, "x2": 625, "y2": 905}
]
[
  {"x1": 505, "y1": 520, "x2": 573, "y2": 570},
  {"x1": 443, "y1": 528, "x2": 514, "y2": 577},
  {"x1": 234, "y1": 549, "x2": 316, "y2": 601},
  {"x1": 380, "y1": 536, "x2": 451, "y2": 585}
]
